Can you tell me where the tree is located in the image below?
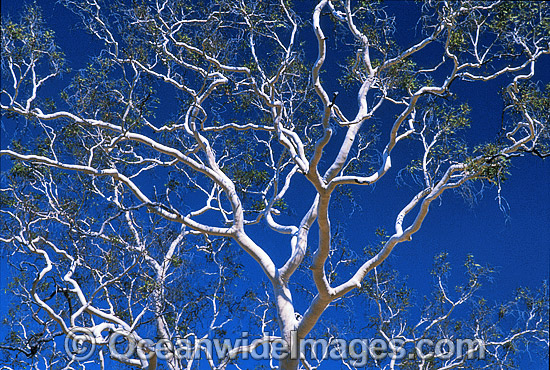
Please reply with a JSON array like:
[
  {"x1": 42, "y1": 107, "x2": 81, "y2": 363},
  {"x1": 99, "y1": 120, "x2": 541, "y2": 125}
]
[{"x1": 0, "y1": 0, "x2": 549, "y2": 369}]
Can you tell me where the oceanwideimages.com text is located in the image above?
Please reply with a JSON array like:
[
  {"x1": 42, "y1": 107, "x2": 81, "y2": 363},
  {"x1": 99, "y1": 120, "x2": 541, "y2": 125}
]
[{"x1": 65, "y1": 328, "x2": 486, "y2": 366}]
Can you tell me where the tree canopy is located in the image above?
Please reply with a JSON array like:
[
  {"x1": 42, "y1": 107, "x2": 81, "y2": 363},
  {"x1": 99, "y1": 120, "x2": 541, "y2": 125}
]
[{"x1": 0, "y1": 1, "x2": 549, "y2": 369}]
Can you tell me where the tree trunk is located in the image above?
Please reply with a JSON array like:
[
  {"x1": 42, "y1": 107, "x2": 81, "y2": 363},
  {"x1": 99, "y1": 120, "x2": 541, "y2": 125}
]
[{"x1": 273, "y1": 282, "x2": 300, "y2": 370}]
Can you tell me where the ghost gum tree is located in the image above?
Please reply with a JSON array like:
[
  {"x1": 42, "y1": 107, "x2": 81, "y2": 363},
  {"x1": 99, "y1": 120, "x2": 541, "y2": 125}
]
[{"x1": 1, "y1": 0, "x2": 549, "y2": 369}]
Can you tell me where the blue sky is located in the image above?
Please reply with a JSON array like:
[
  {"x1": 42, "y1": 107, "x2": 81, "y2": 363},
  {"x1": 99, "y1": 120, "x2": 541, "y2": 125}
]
[{"x1": 1, "y1": 0, "x2": 549, "y2": 369}]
